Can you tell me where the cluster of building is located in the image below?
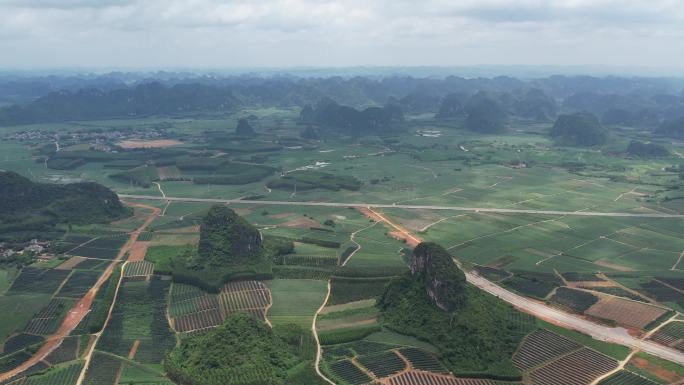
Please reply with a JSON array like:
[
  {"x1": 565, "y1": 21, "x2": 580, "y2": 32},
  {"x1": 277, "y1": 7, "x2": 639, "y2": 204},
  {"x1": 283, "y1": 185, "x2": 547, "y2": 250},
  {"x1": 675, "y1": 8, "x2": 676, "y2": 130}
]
[{"x1": 0, "y1": 239, "x2": 54, "y2": 261}]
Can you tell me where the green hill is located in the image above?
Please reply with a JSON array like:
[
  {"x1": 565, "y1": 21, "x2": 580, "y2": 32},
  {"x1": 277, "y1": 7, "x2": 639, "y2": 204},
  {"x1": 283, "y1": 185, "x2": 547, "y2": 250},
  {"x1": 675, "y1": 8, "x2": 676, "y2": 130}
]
[
  {"x1": 0, "y1": 171, "x2": 130, "y2": 235},
  {"x1": 380, "y1": 242, "x2": 531, "y2": 380},
  {"x1": 550, "y1": 113, "x2": 608, "y2": 146}
]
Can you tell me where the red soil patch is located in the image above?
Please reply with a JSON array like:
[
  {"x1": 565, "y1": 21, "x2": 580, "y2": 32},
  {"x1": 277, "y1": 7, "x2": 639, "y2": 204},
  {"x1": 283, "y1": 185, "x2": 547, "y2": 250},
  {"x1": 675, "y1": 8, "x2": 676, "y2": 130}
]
[
  {"x1": 117, "y1": 139, "x2": 182, "y2": 149},
  {"x1": 357, "y1": 207, "x2": 422, "y2": 248},
  {"x1": 127, "y1": 340, "x2": 140, "y2": 359},
  {"x1": 127, "y1": 241, "x2": 150, "y2": 262},
  {"x1": 55, "y1": 256, "x2": 86, "y2": 270},
  {"x1": 271, "y1": 212, "x2": 295, "y2": 219},
  {"x1": 630, "y1": 357, "x2": 683, "y2": 383}
]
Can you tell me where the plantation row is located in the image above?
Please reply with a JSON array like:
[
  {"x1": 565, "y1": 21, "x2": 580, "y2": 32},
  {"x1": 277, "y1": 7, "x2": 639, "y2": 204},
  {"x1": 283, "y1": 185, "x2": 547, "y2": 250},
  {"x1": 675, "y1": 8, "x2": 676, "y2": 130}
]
[
  {"x1": 83, "y1": 352, "x2": 121, "y2": 385},
  {"x1": 529, "y1": 348, "x2": 618, "y2": 385},
  {"x1": 56, "y1": 270, "x2": 101, "y2": 298},
  {"x1": 173, "y1": 308, "x2": 224, "y2": 333},
  {"x1": 1, "y1": 334, "x2": 44, "y2": 356},
  {"x1": 218, "y1": 286, "x2": 271, "y2": 313},
  {"x1": 512, "y1": 329, "x2": 582, "y2": 371},
  {"x1": 584, "y1": 297, "x2": 668, "y2": 330},
  {"x1": 597, "y1": 371, "x2": 659, "y2": 385},
  {"x1": 24, "y1": 299, "x2": 74, "y2": 335},
  {"x1": 389, "y1": 372, "x2": 498, "y2": 385},
  {"x1": 650, "y1": 321, "x2": 684, "y2": 351},
  {"x1": 7, "y1": 268, "x2": 70, "y2": 294},
  {"x1": 274, "y1": 255, "x2": 339, "y2": 266},
  {"x1": 97, "y1": 278, "x2": 175, "y2": 364},
  {"x1": 11, "y1": 362, "x2": 84, "y2": 385},
  {"x1": 44, "y1": 336, "x2": 79, "y2": 365},
  {"x1": 169, "y1": 293, "x2": 219, "y2": 318},
  {"x1": 551, "y1": 288, "x2": 598, "y2": 313},
  {"x1": 357, "y1": 350, "x2": 406, "y2": 378},
  {"x1": 398, "y1": 348, "x2": 449, "y2": 374},
  {"x1": 327, "y1": 359, "x2": 371, "y2": 385},
  {"x1": 123, "y1": 260, "x2": 155, "y2": 278}
]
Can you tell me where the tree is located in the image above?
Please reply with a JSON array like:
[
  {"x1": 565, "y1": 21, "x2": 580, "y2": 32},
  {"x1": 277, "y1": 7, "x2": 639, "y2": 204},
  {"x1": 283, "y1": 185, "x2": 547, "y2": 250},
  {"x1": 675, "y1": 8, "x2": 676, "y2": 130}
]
[{"x1": 235, "y1": 118, "x2": 256, "y2": 136}]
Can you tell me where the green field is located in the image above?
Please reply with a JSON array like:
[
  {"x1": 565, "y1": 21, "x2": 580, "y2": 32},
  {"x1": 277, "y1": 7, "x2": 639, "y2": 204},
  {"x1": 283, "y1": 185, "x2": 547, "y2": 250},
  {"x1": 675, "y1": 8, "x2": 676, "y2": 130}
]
[{"x1": 266, "y1": 279, "x2": 328, "y2": 328}]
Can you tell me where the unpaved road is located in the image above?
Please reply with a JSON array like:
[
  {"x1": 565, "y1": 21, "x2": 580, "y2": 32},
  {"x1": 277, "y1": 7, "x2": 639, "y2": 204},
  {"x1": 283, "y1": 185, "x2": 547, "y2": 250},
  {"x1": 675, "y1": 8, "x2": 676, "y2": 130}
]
[
  {"x1": 466, "y1": 271, "x2": 684, "y2": 364},
  {"x1": 118, "y1": 194, "x2": 684, "y2": 218},
  {"x1": 0, "y1": 202, "x2": 160, "y2": 382}
]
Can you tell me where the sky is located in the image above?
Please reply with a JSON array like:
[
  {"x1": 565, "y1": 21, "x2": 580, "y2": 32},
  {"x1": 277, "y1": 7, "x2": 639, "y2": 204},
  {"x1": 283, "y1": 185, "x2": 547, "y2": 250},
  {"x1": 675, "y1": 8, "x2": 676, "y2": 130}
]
[{"x1": 1, "y1": 0, "x2": 684, "y2": 70}]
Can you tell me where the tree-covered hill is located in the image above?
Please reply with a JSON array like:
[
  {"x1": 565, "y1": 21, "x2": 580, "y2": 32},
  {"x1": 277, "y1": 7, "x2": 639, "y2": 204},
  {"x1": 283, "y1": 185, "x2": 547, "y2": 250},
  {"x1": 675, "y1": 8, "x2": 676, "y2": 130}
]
[
  {"x1": 165, "y1": 314, "x2": 307, "y2": 385},
  {"x1": 197, "y1": 205, "x2": 263, "y2": 267},
  {"x1": 379, "y1": 242, "x2": 532, "y2": 380},
  {"x1": 550, "y1": 113, "x2": 608, "y2": 146},
  {"x1": 300, "y1": 98, "x2": 404, "y2": 136},
  {"x1": 0, "y1": 171, "x2": 131, "y2": 234}
]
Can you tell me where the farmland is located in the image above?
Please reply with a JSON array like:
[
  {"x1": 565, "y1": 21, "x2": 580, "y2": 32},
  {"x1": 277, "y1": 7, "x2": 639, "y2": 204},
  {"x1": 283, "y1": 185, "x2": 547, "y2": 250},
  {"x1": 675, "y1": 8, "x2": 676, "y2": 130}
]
[{"x1": 0, "y1": 76, "x2": 684, "y2": 385}]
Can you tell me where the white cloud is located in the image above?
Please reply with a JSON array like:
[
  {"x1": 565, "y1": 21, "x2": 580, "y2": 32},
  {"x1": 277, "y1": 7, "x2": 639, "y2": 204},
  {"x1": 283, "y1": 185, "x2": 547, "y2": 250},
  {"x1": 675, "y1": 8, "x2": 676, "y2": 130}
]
[{"x1": 0, "y1": 0, "x2": 682, "y2": 68}]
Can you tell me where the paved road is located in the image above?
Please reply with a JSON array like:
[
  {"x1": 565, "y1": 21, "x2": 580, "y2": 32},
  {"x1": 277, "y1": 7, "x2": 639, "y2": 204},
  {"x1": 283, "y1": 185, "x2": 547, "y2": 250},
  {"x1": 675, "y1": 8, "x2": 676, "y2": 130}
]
[
  {"x1": 118, "y1": 194, "x2": 684, "y2": 218},
  {"x1": 466, "y1": 270, "x2": 684, "y2": 365}
]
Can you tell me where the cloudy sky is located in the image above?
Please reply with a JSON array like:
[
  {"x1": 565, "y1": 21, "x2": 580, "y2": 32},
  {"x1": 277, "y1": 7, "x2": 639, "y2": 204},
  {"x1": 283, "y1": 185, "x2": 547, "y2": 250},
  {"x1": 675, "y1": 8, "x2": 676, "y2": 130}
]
[{"x1": 1, "y1": 0, "x2": 683, "y2": 69}]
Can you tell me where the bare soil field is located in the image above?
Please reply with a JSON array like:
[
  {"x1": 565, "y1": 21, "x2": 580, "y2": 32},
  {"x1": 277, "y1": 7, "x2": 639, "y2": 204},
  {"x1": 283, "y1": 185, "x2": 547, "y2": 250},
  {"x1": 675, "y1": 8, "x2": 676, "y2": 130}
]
[
  {"x1": 585, "y1": 297, "x2": 669, "y2": 329},
  {"x1": 116, "y1": 139, "x2": 183, "y2": 148},
  {"x1": 594, "y1": 259, "x2": 636, "y2": 272},
  {"x1": 281, "y1": 217, "x2": 321, "y2": 228},
  {"x1": 56, "y1": 256, "x2": 87, "y2": 270},
  {"x1": 127, "y1": 241, "x2": 150, "y2": 262},
  {"x1": 629, "y1": 356, "x2": 684, "y2": 383}
]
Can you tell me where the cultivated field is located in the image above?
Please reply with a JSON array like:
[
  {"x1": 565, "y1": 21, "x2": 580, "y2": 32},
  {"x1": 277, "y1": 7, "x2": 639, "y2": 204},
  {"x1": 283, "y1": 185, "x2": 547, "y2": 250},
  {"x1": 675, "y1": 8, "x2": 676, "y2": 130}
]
[{"x1": 584, "y1": 297, "x2": 669, "y2": 329}]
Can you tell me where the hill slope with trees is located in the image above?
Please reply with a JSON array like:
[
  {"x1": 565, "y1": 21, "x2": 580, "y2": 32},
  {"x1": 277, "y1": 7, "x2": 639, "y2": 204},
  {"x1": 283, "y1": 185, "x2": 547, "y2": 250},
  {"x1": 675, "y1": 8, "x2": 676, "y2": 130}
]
[
  {"x1": 0, "y1": 171, "x2": 130, "y2": 235},
  {"x1": 380, "y1": 242, "x2": 532, "y2": 380},
  {"x1": 550, "y1": 113, "x2": 608, "y2": 146}
]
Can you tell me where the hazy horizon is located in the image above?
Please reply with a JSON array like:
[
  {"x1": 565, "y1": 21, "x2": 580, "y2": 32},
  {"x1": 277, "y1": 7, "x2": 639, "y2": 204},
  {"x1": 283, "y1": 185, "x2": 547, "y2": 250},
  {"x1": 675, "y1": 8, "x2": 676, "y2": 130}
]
[{"x1": 1, "y1": 0, "x2": 684, "y2": 71}]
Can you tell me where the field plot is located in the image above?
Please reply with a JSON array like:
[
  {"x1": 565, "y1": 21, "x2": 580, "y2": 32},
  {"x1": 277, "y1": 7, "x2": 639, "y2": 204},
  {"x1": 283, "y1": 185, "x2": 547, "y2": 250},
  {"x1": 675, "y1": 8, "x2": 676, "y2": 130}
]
[
  {"x1": 168, "y1": 283, "x2": 219, "y2": 318},
  {"x1": 585, "y1": 297, "x2": 669, "y2": 329},
  {"x1": 218, "y1": 280, "x2": 271, "y2": 321},
  {"x1": 72, "y1": 258, "x2": 111, "y2": 271},
  {"x1": 597, "y1": 371, "x2": 659, "y2": 385},
  {"x1": 327, "y1": 359, "x2": 372, "y2": 385},
  {"x1": 650, "y1": 321, "x2": 684, "y2": 352},
  {"x1": 6, "y1": 362, "x2": 85, "y2": 385},
  {"x1": 122, "y1": 260, "x2": 154, "y2": 278},
  {"x1": 388, "y1": 371, "x2": 496, "y2": 385},
  {"x1": 56, "y1": 270, "x2": 101, "y2": 298},
  {"x1": 83, "y1": 351, "x2": 122, "y2": 385},
  {"x1": 69, "y1": 233, "x2": 128, "y2": 260},
  {"x1": 266, "y1": 279, "x2": 327, "y2": 327},
  {"x1": 97, "y1": 277, "x2": 175, "y2": 364},
  {"x1": 328, "y1": 277, "x2": 393, "y2": 306},
  {"x1": 1, "y1": 334, "x2": 43, "y2": 356},
  {"x1": 512, "y1": 329, "x2": 582, "y2": 371},
  {"x1": 551, "y1": 287, "x2": 599, "y2": 313},
  {"x1": 7, "y1": 268, "x2": 70, "y2": 294},
  {"x1": 45, "y1": 335, "x2": 79, "y2": 364},
  {"x1": 24, "y1": 298, "x2": 75, "y2": 335},
  {"x1": 398, "y1": 348, "x2": 449, "y2": 374},
  {"x1": 529, "y1": 348, "x2": 618, "y2": 385},
  {"x1": 357, "y1": 350, "x2": 406, "y2": 378},
  {"x1": 172, "y1": 308, "x2": 224, "y2": 333}
]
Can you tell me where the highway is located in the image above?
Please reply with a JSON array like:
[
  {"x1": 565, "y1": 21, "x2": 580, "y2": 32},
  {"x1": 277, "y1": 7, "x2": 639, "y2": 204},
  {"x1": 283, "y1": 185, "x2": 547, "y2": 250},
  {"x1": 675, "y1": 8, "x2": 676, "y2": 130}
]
[{"x1": 118, "y1": 194, "x2": 684, "y2": 218}]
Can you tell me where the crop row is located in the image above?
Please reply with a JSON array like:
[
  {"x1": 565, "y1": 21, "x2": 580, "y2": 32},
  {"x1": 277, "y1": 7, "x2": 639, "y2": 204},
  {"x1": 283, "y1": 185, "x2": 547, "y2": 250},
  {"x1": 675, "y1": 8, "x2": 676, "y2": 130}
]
[
  {"x1": 45, "y1": 336, "x2": 79, "y2": 365},
  {"x1": 357, "y1": 350, "x2": 406, "y2": 378},
  {"x1": 57, "y1": 270, "x2": 101, "y2": 298},
  {"x1": 173, "y1": 308, "x2": 224, "y2": 333},
  {"x1": 218, "y1": 287, "x2": 270, "y2": 313},
  {"x1": 123, "y1": 260, "x2": 154, "y2": 277},
  {"x1": 83, "y1": 352, "x2": 122, "y2": 385},
  {"x1": 597, "y1": 371, "x2": 659, "y2": 385},
  {"x1": 512, "y1": 329, "x2": 582, "y2": 371},
  {"x1": 389, "y1": 371, "x2": 496, "y2": 385},
  {"x1": 327, "y1": 359, "x2": 372, "y2": 385},
  {"x1": 24, "y1": 299, "x2": 74, "y2": 335},
  {"x1": 529, "y1": 348, "x2": 618, "y2": 385},
  {"x1": 398, "y1": 348, "x2": 448, "y2": 374},
  {"x1": 8, "y1": 268, "x2": 70, "y2": 294},
  {"x1": 22, "y1": 362, "x2": 84, "y2": 385},
  {"x1": 274, "y1": 255, "x2": 339, "y2": 266},
  {"x1": 169, "y1": 294, "x2": 219, "y2": 318}
]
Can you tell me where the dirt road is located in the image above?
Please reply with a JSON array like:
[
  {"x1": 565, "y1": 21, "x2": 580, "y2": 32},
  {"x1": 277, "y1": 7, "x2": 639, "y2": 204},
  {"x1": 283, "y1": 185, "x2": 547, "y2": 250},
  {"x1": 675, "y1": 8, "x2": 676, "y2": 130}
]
[
  {"x1": 0, "y1": 202, "x2": 160, "y2": 382},
  {"x1": 359, "y1": 207, "x2": 684, "y2": 365}
]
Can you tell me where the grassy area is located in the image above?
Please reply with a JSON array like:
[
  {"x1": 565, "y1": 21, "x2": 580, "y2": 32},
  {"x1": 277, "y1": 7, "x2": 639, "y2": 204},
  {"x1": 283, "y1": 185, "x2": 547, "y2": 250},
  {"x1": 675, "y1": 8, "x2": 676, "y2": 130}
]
[
  {"x1": 0, "y1": 294, "x2": 52, "y2": 342},
  {"x1": 266, "y1": 279, "x2": 328, "y2": 328}
]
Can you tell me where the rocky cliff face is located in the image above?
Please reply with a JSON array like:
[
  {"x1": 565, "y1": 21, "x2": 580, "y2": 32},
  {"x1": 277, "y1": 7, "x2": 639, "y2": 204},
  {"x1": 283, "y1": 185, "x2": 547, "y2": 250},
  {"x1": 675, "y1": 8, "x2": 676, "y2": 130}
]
[{"x1": 411, "y1": 242, "x2": 466, "y2": 311}]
